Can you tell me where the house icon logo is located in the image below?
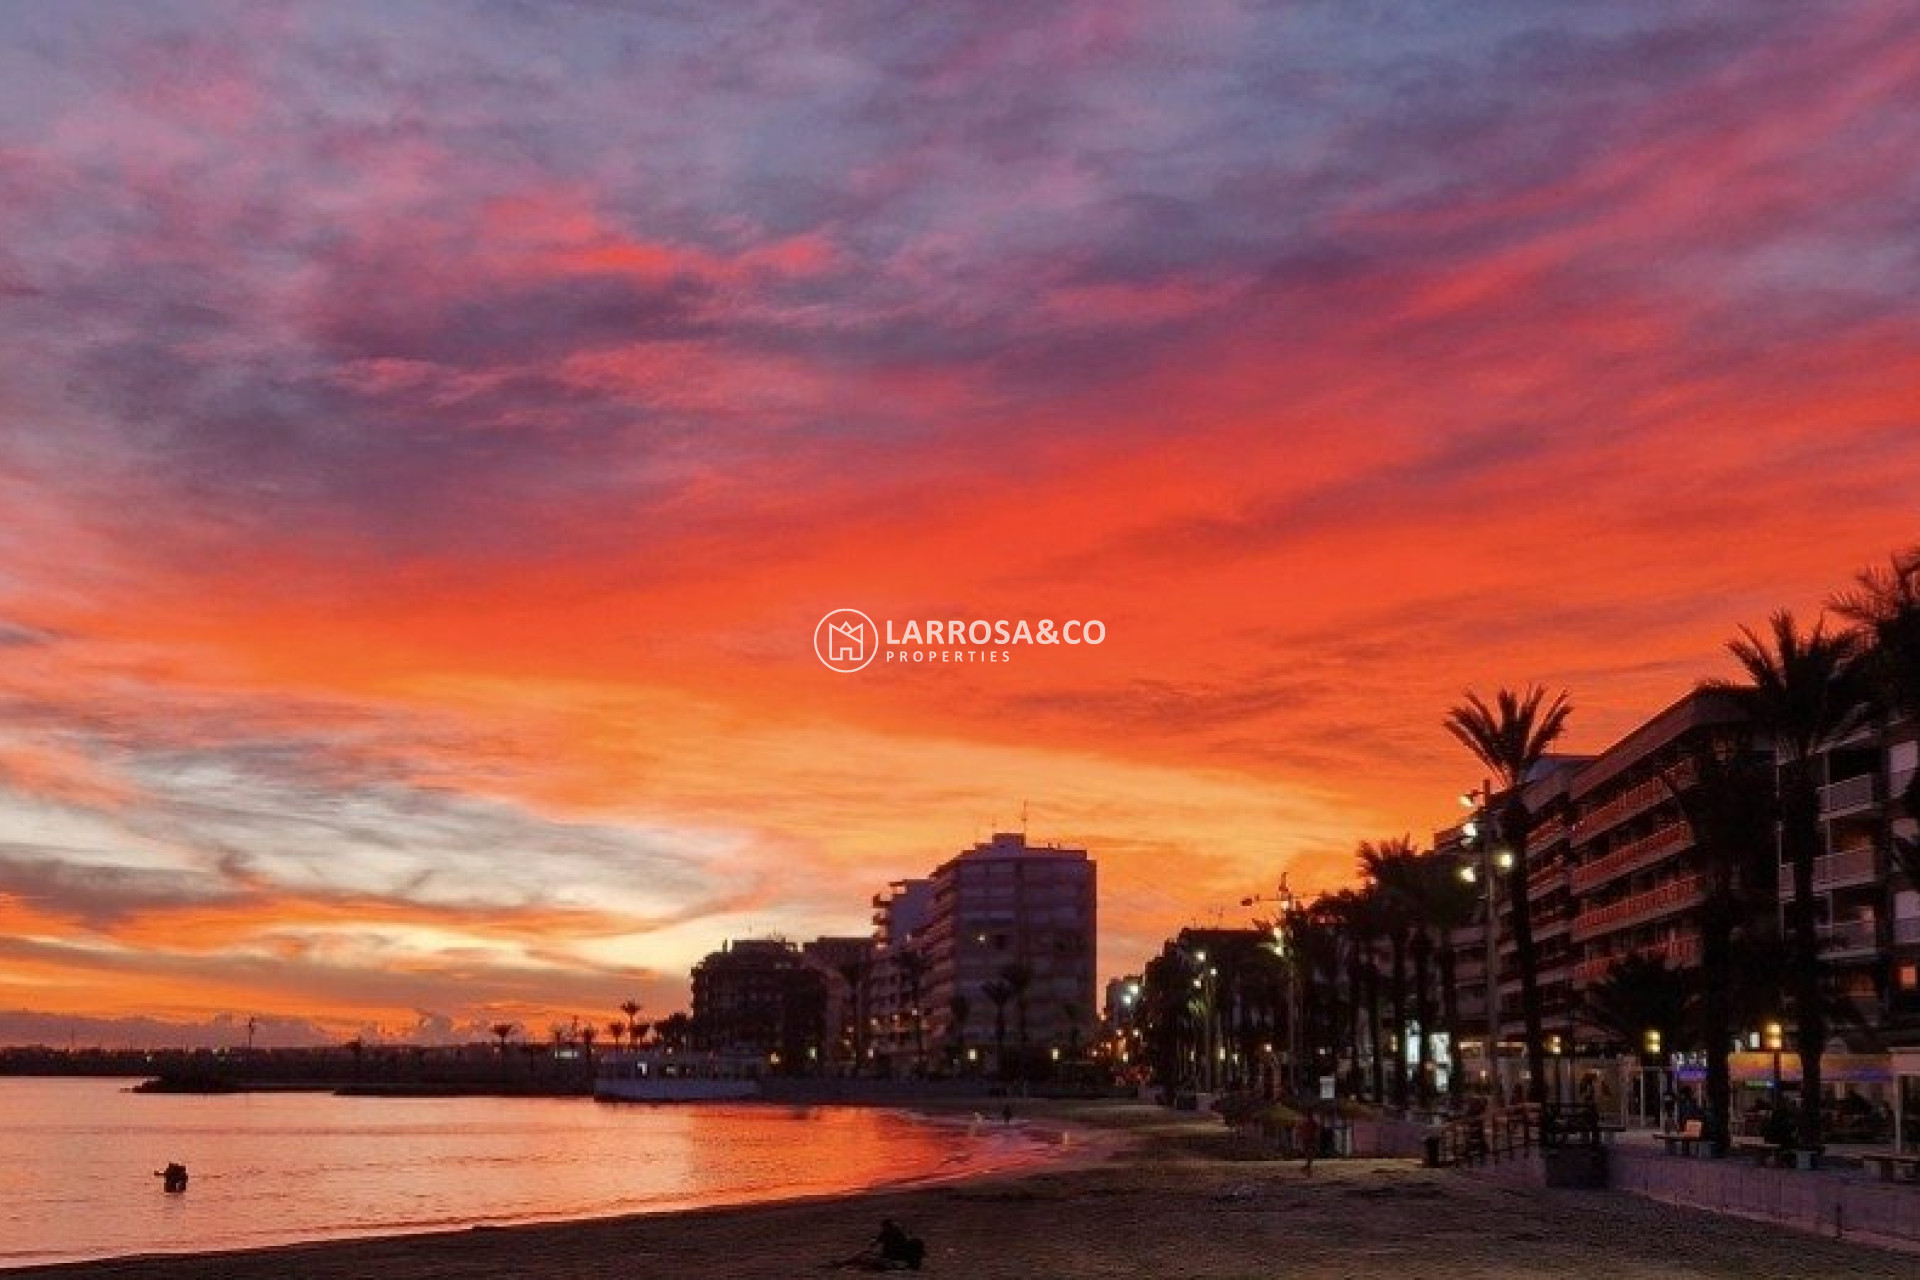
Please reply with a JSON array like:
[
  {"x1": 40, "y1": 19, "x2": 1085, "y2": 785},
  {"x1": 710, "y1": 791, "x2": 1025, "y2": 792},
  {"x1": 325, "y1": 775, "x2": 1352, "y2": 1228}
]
[{"x1": 814, "y1": 608, "x2": 878, "y2": 673}]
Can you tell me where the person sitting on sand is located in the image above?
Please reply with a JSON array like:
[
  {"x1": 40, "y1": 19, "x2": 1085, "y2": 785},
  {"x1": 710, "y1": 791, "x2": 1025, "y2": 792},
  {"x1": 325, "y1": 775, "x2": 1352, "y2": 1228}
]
[
  {"x1": 155, "y1": 1162, "x2": 189, "y2": 1193},
  {"x1": 877, "y1": 1219, "x2": 925, "y2": 1270},
  {"x1": 829, "y1": 1218, "x2": 925, "y2": 1271}
]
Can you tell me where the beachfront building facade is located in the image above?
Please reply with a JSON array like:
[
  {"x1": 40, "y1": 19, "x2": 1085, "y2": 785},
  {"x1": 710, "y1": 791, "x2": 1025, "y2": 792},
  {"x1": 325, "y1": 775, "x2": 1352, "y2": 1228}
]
[
  {"x1": 867, "y1": 879, "x2": 934, "y2": 1075},
  {"x1": 1565, "y1": 691, "x2": 1755, "y2": 1041},
  {"x1": 800, "y1": 934, "x2": 875, "y2": 1073},
  {"x1": 690, "y1": 938, "x2": 829, "y2": 1072},
  {"x1": 918, "y1": 832, "x2": 1098, "y2": 1075}
]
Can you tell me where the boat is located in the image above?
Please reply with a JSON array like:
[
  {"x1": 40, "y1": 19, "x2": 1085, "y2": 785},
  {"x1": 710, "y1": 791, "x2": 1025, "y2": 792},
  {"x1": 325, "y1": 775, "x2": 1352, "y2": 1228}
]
[{"x1": 593, "y1": 1049, "x2": 763, "y2": 1102}]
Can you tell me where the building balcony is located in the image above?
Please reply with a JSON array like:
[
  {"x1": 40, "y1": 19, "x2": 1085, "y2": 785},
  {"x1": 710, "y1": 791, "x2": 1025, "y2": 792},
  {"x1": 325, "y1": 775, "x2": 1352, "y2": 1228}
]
[
  {"x1": 1571, "y1": 874, "x2": 1704, "y2": 942},
  {"x1": 1820, "y1": 773, "x2": 1879, "y2": 815},
  {"x1": 1569, "y1": 823, "x2": 1691, "y2": 896},
  {"x1": 1818, "y1": 918, "x2": 1877, "y2": 958},
  {"x1": 1812, "y1": 844, "x2": 1878, "y2": 892},
  {"x1": 1571, "y1": 934, "x2": 1701, "y2": 986},
  {"x1": 1574, "y1": 760, "x2": 1694, "y2": 842}
]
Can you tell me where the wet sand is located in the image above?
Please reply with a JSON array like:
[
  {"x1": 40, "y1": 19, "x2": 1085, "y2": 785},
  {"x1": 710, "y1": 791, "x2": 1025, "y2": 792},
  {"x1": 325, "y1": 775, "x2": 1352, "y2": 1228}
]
[{"x1": 13, "y1": 1099, "x2": 1915, "y2": 1279}]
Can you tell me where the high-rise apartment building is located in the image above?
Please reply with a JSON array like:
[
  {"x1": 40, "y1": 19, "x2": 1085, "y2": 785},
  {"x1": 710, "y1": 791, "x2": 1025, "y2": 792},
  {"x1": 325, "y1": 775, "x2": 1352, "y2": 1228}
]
[{"x1": 918, "y1": 832, "x2": 1097, "y2": 1072}]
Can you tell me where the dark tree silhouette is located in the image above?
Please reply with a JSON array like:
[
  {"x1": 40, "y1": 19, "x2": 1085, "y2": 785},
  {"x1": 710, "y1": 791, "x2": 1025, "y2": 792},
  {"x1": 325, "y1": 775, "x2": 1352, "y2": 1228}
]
[
  {"x1": 1445, "y1": 685, "x2": 1574, "y2": 1105},
  {"x1": 1709, "y1": 612, "x2": 1868, "y2": 1151}
]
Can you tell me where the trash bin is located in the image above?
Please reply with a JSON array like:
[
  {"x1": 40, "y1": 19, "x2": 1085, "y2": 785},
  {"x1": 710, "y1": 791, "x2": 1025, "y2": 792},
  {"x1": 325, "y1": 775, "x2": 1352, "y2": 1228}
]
[{"x1": 1423, "y1": 1134, "x2": 1443, "y2": 1167}]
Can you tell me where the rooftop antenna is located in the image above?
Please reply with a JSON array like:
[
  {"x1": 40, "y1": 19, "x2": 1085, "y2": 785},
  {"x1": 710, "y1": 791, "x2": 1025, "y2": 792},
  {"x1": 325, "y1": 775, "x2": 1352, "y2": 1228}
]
[{"x1": 1020, "y1": 800, "x2": 1029, "y2": 837}]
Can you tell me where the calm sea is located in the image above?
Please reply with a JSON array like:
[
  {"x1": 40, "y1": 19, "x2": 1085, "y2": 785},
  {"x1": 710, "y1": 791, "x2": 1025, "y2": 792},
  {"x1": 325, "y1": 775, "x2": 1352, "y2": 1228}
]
[{"x1": 0, "y1": 1079, "x2": 1045, "y2": 1268}]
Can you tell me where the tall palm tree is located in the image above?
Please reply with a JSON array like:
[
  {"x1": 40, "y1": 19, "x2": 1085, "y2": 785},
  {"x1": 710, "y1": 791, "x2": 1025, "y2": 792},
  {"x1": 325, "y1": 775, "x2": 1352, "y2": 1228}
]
[
  {"x1": 1710, "y1": 612, "x2": 1867, "y2": 1150},
  {"x1": 981, "y1": 979, "x2": 1014, "y2": 1077},
  {"x1": 1323, "y1": 887, "x2": 1380, "y2": 1097},
  {"x1": 1445, "y1": 684, "x2": 1574, "y2": 1105},
  {"x1": 896, "y1": 948, "x2": 930, "y2": 1074},
  {"x1": 620, "y1": 999, "x2": 643, "y2": 1049},
  {"x1": 1663, "y1": 729, "x2": 1776, "y2": 1156},
  {"x1": 1359, "y1": 838, "x2": 1421, "y2": 1106},
  {"x1": 999, "y1": 961, "x2": 1035, "y2": 1075},
  {"x1": 1410, "y1": 851, "x2": 1480, "y2": 1102},
  {"x1": 946, "y1": 994, "x2": 972, "y2": 1070},
  {"x1": 837, "y1": 955, "x2": 872, "y2": 1075},
  {"x1": 1833, "y1": 545, "x2": 1920, "y2": 886}
]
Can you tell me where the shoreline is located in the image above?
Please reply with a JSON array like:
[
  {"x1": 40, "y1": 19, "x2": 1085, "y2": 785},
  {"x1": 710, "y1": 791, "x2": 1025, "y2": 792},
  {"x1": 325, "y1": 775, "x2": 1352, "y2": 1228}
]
[{"x1": 10, "y1": 1100, "x2": 1917, "y2": 1279}]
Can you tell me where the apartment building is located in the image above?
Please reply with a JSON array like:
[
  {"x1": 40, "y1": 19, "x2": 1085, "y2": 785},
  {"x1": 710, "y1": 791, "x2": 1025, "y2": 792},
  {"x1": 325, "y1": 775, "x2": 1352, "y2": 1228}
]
[
  {"x1": 1565, "y1": 690, "x2": 1759, "y2": 1039},
  {"x1": 689, "y1": 938, "x2": 829, "y2": 1069},
  {"x1": 919, "y1": 832, "x2": 1097, "y2": 1072}
]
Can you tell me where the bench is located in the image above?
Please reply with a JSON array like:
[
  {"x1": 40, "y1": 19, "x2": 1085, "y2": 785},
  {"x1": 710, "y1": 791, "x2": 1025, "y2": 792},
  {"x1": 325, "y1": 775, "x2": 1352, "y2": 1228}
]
[
  {"x1": 1656, "y1": 1119, "x2": 1704, "y2": 1156},
  {"x1": 1864, "y1": 1154, "x2": 1920, "y2": 1183}
]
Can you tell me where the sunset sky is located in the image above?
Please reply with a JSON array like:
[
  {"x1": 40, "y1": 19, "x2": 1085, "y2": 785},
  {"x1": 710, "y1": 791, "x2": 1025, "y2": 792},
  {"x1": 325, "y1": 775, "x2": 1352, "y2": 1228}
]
[{"x1": 2, "y1": 2, "x2": 1918, "y2": 1047}]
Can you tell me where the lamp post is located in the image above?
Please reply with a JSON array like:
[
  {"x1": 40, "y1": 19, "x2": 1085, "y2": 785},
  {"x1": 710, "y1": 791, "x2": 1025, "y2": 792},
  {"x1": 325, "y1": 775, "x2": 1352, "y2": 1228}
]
[
  {"x1": 1243, "y1": 875, "x2": 1301, "y2": 1097},
  {"x1": 1764, "y1": 1019, "x2": 1784, "y2": 1102},
  {"x1": 1644, "y1": 1028, "x2": 1664, "y2": 1130},
  {"x1": 1458, "y1": 784, "x2": 1514, "y2": 1100},
  {"x1": 1187, "y1": 947, "x2": 1218, "y2": 1092}
]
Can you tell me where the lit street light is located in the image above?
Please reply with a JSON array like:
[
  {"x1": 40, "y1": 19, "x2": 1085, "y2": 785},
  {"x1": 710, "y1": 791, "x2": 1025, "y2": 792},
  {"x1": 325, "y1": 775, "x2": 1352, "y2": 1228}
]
[
  {"x1": 1458, "y1": 782, "x2": 1513, "y2": 1099},
  {"x1": 1243, "y1": 875, "x2": 1301, "y2": 1098},
  {"x1": 1764, "y1": 1019, "x2": 1784, "y2": 1102}
]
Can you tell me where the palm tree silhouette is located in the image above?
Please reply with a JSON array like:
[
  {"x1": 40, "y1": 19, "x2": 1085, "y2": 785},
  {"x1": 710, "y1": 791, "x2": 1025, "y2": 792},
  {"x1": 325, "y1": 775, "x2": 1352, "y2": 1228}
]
[
  {"x1": 999, "y1": 962, "x2": 1034, "y2": 1079},
  {"x1": 981, "y1": 979, "x2": 1014, "y2": 1077},
  {"x1": 1359, "y1": 838, "x2": 1422, "y2": 1106},
  {"x1": 620, "y1": 999, "x2": 643, "y2": 1050},
  {"x1": 1445, "y1": 684, "x2": 1573, "y2": 1105},
  {"x1": 1662, "y1": 728, "x2": 1775, "y2": 1154},
  {"x1": 946, "y1": 994, "x2": 971, "y2": 1071},
  {"x1": 1710, "y1": 612, "x2": 1867, "y2": 1150},
  {"x1": 895, "y1": 948, "x2": 929, "y2": 1075},
  {"x1": 1833, "y1": 546, "x2": 1920, "y2": 885}
]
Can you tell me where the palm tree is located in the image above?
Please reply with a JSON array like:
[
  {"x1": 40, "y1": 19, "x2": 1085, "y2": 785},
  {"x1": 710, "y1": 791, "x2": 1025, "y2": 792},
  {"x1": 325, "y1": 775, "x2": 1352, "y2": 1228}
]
[
  {"x1": 1322, "y1": 887, "x2": 1380, "y2": 1097},
  {"x1": 896, "y1": 948, "x2": 930, "y2": 1074},
  {"x1": 1710, "y1": 612, "x2": 1867, "y2": 1150},
  {"x1": 837, "y1": 955, "x2": 872, "y2": 1075},
  {"x1": 606, "y1": 1020, "x2": 627, "y2": 1053},
  {"x1": 981, "y1": 979, "x2": 1014, "y2": 1077},
  {"x1": 1061, "y1": 1002, "x2": 1085, "y2": 1060},
  {"x1": 620, "y1": 999, "x2": 643, "y2": 1049},
  {"x1": 1833, "y1": 545, "x2": 1920, "y2": 887},
  {"x1": 1663, "y1": 729, "x2": 1776, "y2": 1156},
  {"x1": 999, "y1": 961, "x2": 1035, "y2": 1076},
  {"x1": 1583, "y1": 954, "x2": 1689, "y2": 1056},
  {"x1": 1359, "y1": 838, "x2": 1421, "y2": 1106},
  {"x1": 491, "y1": 1022, "x2": 515, "y2": 1055},
  {"x1": 946, "y1": 994, "x2": 972, "y2": 1071},
  {"x1": 1445, "y1": 685, "x2": 1574, "y2": 1105}
]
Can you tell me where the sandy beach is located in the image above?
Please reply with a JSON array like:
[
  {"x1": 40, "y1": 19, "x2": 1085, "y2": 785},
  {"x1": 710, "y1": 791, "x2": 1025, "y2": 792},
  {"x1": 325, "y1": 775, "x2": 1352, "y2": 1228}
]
[{"x1": 9, "y1": 1099, "x2": 1915, "y2": 1279}]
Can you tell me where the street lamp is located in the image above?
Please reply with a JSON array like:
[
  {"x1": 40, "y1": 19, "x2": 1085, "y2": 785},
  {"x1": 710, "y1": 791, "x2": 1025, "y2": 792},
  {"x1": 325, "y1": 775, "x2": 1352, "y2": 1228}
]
[
  {"x1": 1459, "y1": 783, "x2": 1513, "y2": 1098},
  {"x1": 1644, "y1": 1028, "x2": 1664, "y2": 1129},
  {"x1": 1763, "y1": 1020, "x2": 1784, "y2": 1101},
  {"x1": 1243, "y1": 874, "x2": 1301, "y2": 1097}
]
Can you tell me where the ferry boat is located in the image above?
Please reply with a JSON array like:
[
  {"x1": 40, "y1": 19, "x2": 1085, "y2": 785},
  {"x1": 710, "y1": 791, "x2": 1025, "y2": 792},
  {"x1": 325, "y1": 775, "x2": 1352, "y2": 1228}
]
[{"x1": 593, "y1": 1049, "x2": 763, "y2": 1102}]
